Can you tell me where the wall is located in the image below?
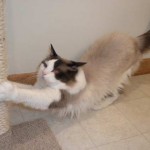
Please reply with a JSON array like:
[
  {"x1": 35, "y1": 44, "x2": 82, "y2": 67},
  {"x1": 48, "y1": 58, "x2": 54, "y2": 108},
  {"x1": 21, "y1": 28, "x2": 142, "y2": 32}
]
[{"x1": 6, "y1": 0, "x2": 150, "y2": 74}]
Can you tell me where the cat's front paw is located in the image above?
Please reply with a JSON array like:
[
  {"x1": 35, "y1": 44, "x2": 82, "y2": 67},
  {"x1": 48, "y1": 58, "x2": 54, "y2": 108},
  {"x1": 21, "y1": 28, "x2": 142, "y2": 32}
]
[{"x1": 0, "y1": 81, "x2": 16, "y2": 101}]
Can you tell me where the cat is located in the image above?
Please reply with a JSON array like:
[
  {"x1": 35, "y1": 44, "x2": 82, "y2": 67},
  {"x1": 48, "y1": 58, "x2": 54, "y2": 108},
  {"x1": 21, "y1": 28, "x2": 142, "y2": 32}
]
[{"x1": 0, "y1": 30, "x2": 149, "y2": 118}]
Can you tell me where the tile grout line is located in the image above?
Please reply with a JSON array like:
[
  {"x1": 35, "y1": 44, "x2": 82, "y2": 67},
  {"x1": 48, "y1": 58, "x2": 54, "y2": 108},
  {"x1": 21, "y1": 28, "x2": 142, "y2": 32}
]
[
  {"x1": 77, "y1": 119, "x2": 98, "y2": 149},
  {"x1": 136, "y1": 77, "x2": 150, "y2": 97},
  {"x1": 142, "y1": 133, "x2": 150, "y2": 145},
  {"x1": 17, "y1": 107, "x2": 26, "y2": 122},
  {"x1": 129, "y1": 75, "x2": 150, "y2": 97},
  {"x1": 114, "y1": 104, "x2": 146, "y2": 136},
  {"x1": 115, "y1": 94, "x2": 148, "y2": 106},
  {"x1": 114, "y1": 84, "x2": 150, "y2": 138},
  {"x1": 139, "y1": 127, "x2": 150, "y2": 144},
  {"x1": 78, "y1": 109, "x2": 142, "y2": 148},
  {"x1": 94, "y1": 134, "x2": 146, "y2": 149}
]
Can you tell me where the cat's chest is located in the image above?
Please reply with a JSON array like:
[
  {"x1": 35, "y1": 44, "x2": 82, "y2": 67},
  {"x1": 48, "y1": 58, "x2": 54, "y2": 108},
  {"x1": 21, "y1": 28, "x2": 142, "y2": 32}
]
[{"x1": 34, "y1": 78, "x2": 49, "y2": 88}]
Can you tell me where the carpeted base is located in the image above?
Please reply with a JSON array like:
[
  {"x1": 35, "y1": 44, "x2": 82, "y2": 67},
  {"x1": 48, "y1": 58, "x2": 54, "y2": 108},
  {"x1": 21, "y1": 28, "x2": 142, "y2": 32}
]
[{"x1": 0, "y1": 119, "x2": 61, "y2": 150}]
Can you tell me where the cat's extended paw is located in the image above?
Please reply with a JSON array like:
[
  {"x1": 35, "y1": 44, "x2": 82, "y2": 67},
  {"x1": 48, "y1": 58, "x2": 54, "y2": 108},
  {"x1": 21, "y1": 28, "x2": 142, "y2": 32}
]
[{"x1": 0, "y1": 81, "x2": 16, "y2": 101}]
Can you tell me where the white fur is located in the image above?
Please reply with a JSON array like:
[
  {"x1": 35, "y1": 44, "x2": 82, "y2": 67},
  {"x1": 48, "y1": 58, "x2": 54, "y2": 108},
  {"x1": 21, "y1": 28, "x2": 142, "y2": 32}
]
[
  {"x1": 0, "y1": 81, "x2": 61, "y2": 110},
  {"x1": 44, "y1": 59, "x2": 58, "y2": 72}
]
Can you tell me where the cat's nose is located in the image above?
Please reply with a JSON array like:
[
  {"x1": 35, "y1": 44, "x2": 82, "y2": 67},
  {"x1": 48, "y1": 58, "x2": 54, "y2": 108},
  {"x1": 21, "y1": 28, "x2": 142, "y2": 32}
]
[{"x1": 42, "y1": 71, "x2": 47, "y2": 76}]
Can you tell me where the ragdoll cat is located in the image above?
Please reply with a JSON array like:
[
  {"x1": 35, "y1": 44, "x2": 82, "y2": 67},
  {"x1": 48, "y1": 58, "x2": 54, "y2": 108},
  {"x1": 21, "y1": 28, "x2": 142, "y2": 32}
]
[{"x1": 0, "y1": 30, "x2": 149, "y2": 117}]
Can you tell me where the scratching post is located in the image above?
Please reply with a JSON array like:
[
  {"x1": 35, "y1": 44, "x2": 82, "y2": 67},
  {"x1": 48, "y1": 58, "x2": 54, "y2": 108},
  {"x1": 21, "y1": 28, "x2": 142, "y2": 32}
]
[
  {"x1": 0, "y1": 0, "x2": 10, "y2": 135},
  {"x1": 0, "y1": 1, "x2": 61, "y2": 149}
]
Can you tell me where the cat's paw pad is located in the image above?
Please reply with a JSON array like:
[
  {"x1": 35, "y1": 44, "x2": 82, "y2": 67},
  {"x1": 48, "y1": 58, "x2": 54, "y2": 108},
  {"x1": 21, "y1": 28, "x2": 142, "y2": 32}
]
[{"x1": 0, "y1": 81, "x2": 14, "y2": 100}]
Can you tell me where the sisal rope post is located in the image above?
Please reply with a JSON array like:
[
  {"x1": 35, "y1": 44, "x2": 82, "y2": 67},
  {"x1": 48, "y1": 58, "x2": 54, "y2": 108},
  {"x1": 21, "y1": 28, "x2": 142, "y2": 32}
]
[{"x1": 0, "y1": 0, "x2": 10, "y2": 135}]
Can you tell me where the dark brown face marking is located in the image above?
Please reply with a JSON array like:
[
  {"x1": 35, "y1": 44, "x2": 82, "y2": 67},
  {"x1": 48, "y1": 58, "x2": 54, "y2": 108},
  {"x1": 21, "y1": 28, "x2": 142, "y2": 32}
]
[
  {"x1": 41, "y1": 61, "x2": 48, "y2": 68},
  {"x1": 40, "y1": 44, "x2": 86, "y2": 84},
  {"x1": 53, "y1": 59, "x2": 78, "y2": 83},
  {"x1": 54, "y1": 59, "x2": 63, "y2": 69}
]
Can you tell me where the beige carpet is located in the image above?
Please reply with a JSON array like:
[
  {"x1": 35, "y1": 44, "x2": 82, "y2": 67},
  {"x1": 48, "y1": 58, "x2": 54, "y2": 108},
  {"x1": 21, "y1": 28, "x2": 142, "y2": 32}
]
[{"x1": 0, "y1": 119, "x2": 61, "y2": 150}]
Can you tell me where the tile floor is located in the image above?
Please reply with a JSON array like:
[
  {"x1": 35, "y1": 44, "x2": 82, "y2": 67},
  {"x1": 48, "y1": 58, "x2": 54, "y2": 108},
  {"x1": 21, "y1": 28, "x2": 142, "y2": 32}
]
[{"x1": 10, "y1": 74, "x2": 150, "y2": 150}]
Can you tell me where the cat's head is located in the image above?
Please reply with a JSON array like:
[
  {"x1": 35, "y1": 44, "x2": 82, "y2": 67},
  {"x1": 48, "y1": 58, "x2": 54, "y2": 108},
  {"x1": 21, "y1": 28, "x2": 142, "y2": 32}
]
[{"x1": 38, "y1": 44, "x2": 87, "y2": 94}]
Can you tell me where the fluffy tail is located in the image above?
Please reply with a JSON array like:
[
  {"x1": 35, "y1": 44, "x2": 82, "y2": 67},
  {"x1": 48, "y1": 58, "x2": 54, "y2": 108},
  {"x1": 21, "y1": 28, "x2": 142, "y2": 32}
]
[{"x1": 137, "y1": 30, "x2": 150, "y2": 53}]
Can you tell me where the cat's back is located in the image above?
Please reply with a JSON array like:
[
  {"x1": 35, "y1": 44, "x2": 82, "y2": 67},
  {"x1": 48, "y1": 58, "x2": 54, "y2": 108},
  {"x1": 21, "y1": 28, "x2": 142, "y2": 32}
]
[
  {"x1": 81, "y1": 32, "x2": 139, "y2": 82},
  {"x1": 81, "y1": 32, "x2": 137, "y2": 62}
]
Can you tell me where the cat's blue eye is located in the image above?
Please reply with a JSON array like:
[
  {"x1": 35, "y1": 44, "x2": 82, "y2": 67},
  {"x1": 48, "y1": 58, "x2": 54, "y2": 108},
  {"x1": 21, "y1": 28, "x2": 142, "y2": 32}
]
[{"x1": 42, "y1": 61, "x2": 47, "y2": 68}]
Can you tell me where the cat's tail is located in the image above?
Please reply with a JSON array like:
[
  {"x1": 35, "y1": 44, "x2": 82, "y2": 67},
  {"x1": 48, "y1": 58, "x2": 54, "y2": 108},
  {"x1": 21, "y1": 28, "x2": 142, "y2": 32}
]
[{"x1": 137, "y1": 30, "x2": 150, "y2": 53}]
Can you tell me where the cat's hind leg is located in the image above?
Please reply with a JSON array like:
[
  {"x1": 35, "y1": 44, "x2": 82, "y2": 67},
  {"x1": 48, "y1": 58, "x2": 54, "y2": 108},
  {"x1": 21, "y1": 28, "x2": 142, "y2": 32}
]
[
  {"x1": 92, "y1": 64, "x2": 138, "y2": 111},
  {"x1": 92, "y1": 91, "x2": 119, "y2": 111}
]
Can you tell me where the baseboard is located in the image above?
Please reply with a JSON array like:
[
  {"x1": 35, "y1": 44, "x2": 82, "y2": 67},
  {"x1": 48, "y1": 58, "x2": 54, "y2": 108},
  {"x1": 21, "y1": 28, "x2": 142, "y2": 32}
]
[
  {"x1": 135, "y1": 58, "x2": 150, "y2": 75},
  {"x1": 7, "y1": 59, "x2": 150, "y2": 81}
]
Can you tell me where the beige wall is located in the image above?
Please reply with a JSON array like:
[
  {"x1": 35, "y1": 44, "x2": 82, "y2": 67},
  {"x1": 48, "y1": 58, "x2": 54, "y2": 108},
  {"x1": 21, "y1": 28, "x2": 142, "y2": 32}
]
[{"x1": 6, "y1": 0, "x2": 150, "y2": 74}]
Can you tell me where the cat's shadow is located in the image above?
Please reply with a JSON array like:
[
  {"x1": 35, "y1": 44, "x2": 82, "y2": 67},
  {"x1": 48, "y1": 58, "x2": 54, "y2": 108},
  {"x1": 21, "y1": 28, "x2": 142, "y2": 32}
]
[
  {"x1": 17, "y1": 106, "x2": 97, "y2": 135},
  {"x1": 45, "y1": 109, "x2": 97, "y2": 135}
]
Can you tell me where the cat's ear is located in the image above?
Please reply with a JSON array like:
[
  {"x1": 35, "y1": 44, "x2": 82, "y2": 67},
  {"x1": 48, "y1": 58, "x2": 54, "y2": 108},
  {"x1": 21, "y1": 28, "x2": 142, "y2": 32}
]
[
  {"x1": 68, "y1": 61, "x2": 87, "y2": 70},
  {"x1": 73, "y1": 61, "x2": 87, "y2": 67},
  {"x1": 49, "y1": 44, "x2": 58, "y2": 57}
]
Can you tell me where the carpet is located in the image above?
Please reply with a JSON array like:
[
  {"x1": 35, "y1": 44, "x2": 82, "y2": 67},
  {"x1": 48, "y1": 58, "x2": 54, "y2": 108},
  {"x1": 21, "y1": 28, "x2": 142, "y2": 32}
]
[{"x1": 0, "y1": 119, "x2": 61, "y2": 150}]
